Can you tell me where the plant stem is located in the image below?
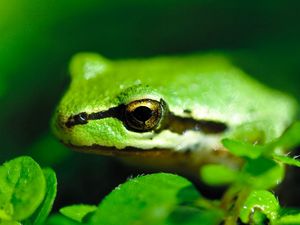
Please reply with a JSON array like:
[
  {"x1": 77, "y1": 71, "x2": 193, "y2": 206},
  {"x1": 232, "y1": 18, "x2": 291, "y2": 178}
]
[{"x1": 221, "y1": 185, "x2": 251, "y2": 225}]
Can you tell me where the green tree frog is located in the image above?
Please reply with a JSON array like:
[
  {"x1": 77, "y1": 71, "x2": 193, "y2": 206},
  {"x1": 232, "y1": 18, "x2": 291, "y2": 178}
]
[{"x1": 52, "y1": 53, "x2": 298, "y2": 172}]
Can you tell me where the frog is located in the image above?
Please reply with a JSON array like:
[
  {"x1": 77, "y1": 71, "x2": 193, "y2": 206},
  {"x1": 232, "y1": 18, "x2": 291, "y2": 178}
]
[{"x1": 52, "y1": 52, "x2": 299, "y2": 173}]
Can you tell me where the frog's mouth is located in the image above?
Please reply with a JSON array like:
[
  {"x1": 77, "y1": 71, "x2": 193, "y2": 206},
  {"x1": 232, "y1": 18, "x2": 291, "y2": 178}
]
[
  {"x1": 66, "y1": 142, "x2": 178, "y2": 157},
  {"x1": 65, "y1": 142, "x2": 241, "y2": 175}
]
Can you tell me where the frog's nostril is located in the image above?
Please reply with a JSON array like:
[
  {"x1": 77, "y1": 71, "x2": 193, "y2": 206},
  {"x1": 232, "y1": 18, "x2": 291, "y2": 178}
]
[
  {"x1": 65, "y1": 112, "x2": 88, "y2": 128},
  {"x1": 52, "y1": 111, "x2": 68, "y2": 133}
]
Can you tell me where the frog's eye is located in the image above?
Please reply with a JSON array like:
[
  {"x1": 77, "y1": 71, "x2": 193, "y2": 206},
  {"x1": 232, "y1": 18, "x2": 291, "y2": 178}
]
[{"x1": 125, "y1": 99, "x2": 164, "y2": 132}]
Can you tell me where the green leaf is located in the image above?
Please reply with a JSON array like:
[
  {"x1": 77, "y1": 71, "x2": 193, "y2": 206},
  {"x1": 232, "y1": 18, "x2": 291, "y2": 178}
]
[
  {"x1": 200, "y1": 164, "x2": 238, "y2": 186},
  {"x1": 240, "y1": 157, "x2": 285, "y2": 189},
  {"x1": 25, "y1": 168, "x2": 57, "y2": 225},
  {"x1": 166, "y1": 205, "x2": 223, "y2": 225},
  {"x1": 275, "y1": 121, "x2": 300, "y2": 150},
  {"x1": 60, "y1": 205, "x2": 97, "y2": 223},
  {"x1": 274, "y1": 214, "x2": 300, "y2": 225},
  {"x1": 222, "y1": 138, "x2": 267, "y2": 159},
  {"x1": 0, "y1": 221, "x2": 22, "y2": 225},
  {"x1": 273, "y1": 154, "x2": 300, "y2": 167},
  {"x1": 0, "y1": 156, "x2": 46, "y2": 221},
  {"x1": 274, "y1": 208, "x2": 300, "y2": 225},
  {"x1": 45, "y1": 214, "x2": 81, "y2": 225},
  {"x1": 239, "y1": 190, "x2": 279, "y2": 224},
  {"x1": 222, "y1": 122, "x2": 300, "y2": 161},
  {"x1": 89, "y1": 173, "x2": 219, "y2": 225}
]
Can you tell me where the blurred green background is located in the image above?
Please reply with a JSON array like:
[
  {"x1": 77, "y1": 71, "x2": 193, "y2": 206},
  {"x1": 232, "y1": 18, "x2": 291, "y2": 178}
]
[{"x1": 1, "y1": 0, "x2": 300, "y2": 210}]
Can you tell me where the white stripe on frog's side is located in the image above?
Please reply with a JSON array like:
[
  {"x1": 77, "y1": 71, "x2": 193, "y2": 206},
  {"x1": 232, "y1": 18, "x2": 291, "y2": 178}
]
[{"x1": 125, "y1": 129, "x2": 224, "y2": 152}]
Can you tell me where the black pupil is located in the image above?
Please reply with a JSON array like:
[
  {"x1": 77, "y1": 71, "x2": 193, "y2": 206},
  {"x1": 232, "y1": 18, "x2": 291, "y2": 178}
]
[{"x1": 132, "y1": 106, "x2": 153, "y2": 122}]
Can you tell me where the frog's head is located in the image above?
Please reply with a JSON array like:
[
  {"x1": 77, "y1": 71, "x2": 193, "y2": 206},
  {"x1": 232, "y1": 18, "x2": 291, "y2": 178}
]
[{"x1": 52, "y1": 53, "x2": 227, "y2": 156}]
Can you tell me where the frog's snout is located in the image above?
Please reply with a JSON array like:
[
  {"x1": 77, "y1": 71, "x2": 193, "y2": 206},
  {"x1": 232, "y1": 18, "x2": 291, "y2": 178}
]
[{"x1": 51, "y1": 111, "x2": 69, "y2": 136}]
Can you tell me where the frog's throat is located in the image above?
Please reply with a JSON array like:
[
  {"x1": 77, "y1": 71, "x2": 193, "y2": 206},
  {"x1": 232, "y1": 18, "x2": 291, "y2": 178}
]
[{"x1": 65, "y1": 104, "x2": 228, "y2": 135}]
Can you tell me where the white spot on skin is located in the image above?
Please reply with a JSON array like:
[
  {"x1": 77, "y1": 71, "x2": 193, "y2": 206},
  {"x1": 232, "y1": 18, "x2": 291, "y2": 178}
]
[
  {"x1": 84, "y1": 61, "x2": 107, "y2": 79},
  {"x1": 134, "y1": 80, "x2": 141, "y2": 85}
]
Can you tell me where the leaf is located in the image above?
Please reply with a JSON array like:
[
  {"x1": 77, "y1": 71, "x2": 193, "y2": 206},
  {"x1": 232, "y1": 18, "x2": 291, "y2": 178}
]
[
  {"x1": 274, "y1": 214, "x2": 300, "y2": 225},
  {"x1": 239, "y1": 190, "x2": 279, "y2": 224},
  {"x1": 200, "y1": 164, "x2": 238, "y2": 186},
  {"x1": 0, "y1": 221, "x2": 22, "y2": 225},
  {"x1": 89, "y1": 173, "x2": 220, "y2": 225},
  {"x1": 60, "y1": 205, "x2": 97, "y2": 223},
  {"x1": 25, "y1": 168, "x2": 57, "y2": 225},
  {"x1": 275, "y1": 121, "x2": 300, "y2": 150},
  {"x1": 240, "y1": 157, "x2": 285, "y2": 189},
  {"x1": 274, "y1": 208, "x2": 300, "y2": 225},
  {"x1": 166, "y1": 205, "x2": 223, "y2": 225},
  {"x1": 0, "y1": 156, "x2": 46, "y2": 221},
  {"x1": 45, "y1": 214, "x2": 81, "y2": 225},
  {"x1": 273, "y1": 154, "x2": 300, "y2": 167},
  {"x1": 222, "y1": 138, "x2": 267, "y2": 159}
]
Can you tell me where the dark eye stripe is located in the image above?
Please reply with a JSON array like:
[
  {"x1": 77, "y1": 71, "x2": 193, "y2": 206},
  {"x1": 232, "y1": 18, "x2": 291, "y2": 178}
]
[
  {"x1": 165, "y1": 114, "x2": 228, "y2": 134},
  {"x1": 65, "y1": 105, "x2": 125, "y2": 128},
  {"x1": 65, "y1": 103, "x2": 227, "y2": 134}
]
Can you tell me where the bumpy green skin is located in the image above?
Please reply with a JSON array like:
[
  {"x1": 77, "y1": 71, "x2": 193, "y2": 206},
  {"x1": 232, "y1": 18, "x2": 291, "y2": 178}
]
[{"x1": 52, "y1": 53, "x2": 298, "y2": 152}]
